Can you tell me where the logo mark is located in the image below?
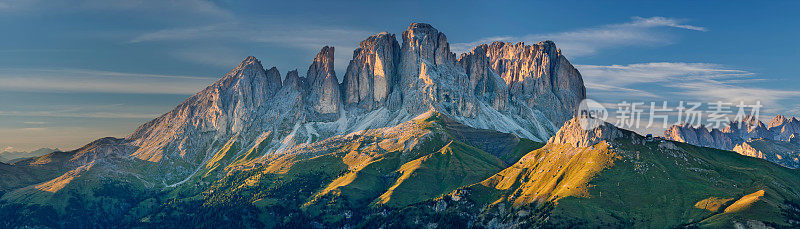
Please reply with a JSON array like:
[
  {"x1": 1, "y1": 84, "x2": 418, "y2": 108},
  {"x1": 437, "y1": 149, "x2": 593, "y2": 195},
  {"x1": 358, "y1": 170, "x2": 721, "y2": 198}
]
[{"x1": 577, "y1": 99, "x2": 608, "y2": 130}]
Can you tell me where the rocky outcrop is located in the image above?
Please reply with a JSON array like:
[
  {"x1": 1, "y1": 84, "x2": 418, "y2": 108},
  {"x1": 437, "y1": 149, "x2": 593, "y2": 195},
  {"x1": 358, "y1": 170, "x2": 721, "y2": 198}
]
[
  {"x1": 127, "y1": 56, "x2": 286, "y2": 162},
  {"x1": 548, "y1": 116, "x2": 623, "y2": 147},
  {"x1": 340, "y1": 32, "x2": 401, "y2": 110},
  {"x1": 306, "y1": 46, "x2": 341, "y2": 119}
]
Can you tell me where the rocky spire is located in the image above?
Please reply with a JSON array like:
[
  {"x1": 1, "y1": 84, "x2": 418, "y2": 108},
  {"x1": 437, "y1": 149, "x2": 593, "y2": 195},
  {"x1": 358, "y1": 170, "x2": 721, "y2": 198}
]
[
  {"x1": 265, "y1": 67, "x2": 282, "y2": 94},
  {"x1": 457, "y1": 44, "x2": 509, "y2": 110},
  {"x1": 216, "y1": 56, "x2": 272, "y2": 110},
  {"x1": 306, "y1": 46, "x2": 341, "y2": 118},
  {"x1": 341, "y1": 32, "x2": 401, "y2": 109},
  {"x1": 399, "y1": 23, "x2": 456, "y2": 83},
  {"x1": 282, "y1": 69, "x2": 305, "y2": 91}
]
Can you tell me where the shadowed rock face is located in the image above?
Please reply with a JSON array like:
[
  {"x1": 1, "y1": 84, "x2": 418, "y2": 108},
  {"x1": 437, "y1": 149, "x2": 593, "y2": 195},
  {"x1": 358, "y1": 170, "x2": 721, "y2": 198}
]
[
  {"x1": 306, "y1": 46, "x2": 341, "y2": 119},
  {"x1": 341, "y1": 32, "x2": 401, "y2": 110}
]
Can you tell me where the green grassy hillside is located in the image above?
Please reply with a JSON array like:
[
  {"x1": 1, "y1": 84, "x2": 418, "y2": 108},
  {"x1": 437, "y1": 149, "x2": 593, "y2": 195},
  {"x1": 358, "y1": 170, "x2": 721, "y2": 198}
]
[{"x1": 434, "y1": 130, "x2": 800, "y2": 228}]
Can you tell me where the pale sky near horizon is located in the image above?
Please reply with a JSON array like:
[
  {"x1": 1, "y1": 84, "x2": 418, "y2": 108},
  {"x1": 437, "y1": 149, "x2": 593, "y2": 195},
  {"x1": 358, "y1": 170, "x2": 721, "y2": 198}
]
[{"x1": 1, "y1": 0, "x2": 798, "y2": 152}]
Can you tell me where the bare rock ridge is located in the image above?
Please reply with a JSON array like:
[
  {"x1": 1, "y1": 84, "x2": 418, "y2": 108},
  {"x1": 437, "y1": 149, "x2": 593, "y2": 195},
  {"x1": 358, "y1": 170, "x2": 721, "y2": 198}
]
[
  {"x1": 548, "y1": 116, "x2": 624, "y2": 147},
  {"x1": 665, "y1": 115, "x2": 800, "y2": 149},
  {"x1": 665, "y1": 115, "x2": 800, "y2": 168},
  {"x1": 64, "y1": 23, "x2": 587, "y2": 184}
]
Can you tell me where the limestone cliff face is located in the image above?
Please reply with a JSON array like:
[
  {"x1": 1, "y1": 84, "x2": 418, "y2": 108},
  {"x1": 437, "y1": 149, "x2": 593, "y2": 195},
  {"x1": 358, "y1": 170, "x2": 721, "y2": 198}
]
[
  {"x1": 306, "y1": 46, "x2": 341, "y2": 119},
  {"x1": 457, "y1": 44, "x2": 509, "y2": 110},
  {"x1": 483, "y1": 41, "x2": 586, "y2": 126},
  {"x1": 548, "y1": 116, "x2": 623, "y2": 147},
  {"x1": 340, "y1": 32, "x2": 401, "y2": 110},
  {"x1": 400, "y1": 23, "x2": 455, "y2": 82},
  {"x1": 127, "y1": 56, "x2": 292, "y2": 166},
  {"x1": 335, "y1": 23, "x2": 586, "y2": 141}
]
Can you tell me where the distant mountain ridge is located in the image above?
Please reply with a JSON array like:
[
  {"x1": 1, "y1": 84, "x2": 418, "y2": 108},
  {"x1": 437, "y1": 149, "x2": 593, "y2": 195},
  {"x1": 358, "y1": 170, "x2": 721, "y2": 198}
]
[
  {"x1": 0, "y1": 148, "x2": 59, "y2": 163},
  {"x1": 664, "y1": 115, "x2": 800, "y2": 168}
]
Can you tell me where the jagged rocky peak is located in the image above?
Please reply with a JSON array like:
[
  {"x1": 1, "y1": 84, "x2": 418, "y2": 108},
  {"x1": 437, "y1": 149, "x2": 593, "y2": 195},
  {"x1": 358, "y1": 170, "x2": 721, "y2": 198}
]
[
  {"x1": 768, "y1": 114, "x2": 790, "y2": 131},
  {"x1": 666, "y1": 114, "x2": 800, "y2": 156},
  {"x1": 457, "y1": 44, "x2": 509, "y2": 110},
  {"x1": 265, "y1": 66, "x2": 282, "y2": 92},
  {"x1": 282, "y1": 69, "x2": 302, "y2": 90},
  {"x1": 486, "y1": 41, "x2": 586, "y2": 126},
  {"x1": 400, "y1": 23, "x2": 456, "y2": 80},
  {"x1": 665, "y1": 124, "x2": 734, "y2": 149},
  {"x1": 341, "y1": 32, "x2": 401, "y2": 109},
  {"x1": 306, "y1": 46, "x2": 341, "y2": 118},
  {"x1": 548, "y1": 116, "x2": 623, "y2": 147}
]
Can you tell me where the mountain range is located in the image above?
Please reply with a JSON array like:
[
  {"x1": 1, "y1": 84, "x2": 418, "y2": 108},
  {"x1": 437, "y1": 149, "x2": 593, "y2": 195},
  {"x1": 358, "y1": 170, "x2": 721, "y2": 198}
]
[
  {"x1": 0, "y1": 23, "x2": 798, "y2": 228},
  {"x1": 665, "y1": 115, "x2": 800, "y2": 168},
  {"x1": 0, "y1": 148, "x2": 59, "y2": 163}
]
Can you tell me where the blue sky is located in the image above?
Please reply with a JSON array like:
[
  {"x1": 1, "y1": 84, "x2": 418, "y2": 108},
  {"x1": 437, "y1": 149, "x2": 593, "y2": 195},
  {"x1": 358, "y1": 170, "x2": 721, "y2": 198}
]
[{"x1": 1, "y1": 0, "x2": 798, "y2": 152}]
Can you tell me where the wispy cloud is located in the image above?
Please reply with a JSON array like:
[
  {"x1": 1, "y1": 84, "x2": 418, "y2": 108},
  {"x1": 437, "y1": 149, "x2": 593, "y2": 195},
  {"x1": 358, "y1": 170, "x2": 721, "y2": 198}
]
[
  {"x1": 584, "y1": 82, "x2": 660, "y2": 98},
  {"x1": 0, "y1": 110, "x2": 157, "y2": 119},
  {"x1": 0, "y1": 103, "x2": 162, "y2": 120},
  {"x1": 451, "y1": 16, "x2": 707, "y2": 56},
  {"x1": 0, "y1": 0, "x2": 233, "y2": 19},
  {"x1": 130, "y1": 22, "x2": 369, "y2": 71},
  {"x1": 0, "y1": 68, "x2": 215, "y2": 95},
  {"x1": 578, "y1": 62, "x2": 800, "y2": 114},
  {"x1": 130, "y1": 23, "x2": 370, "y2": 49}
]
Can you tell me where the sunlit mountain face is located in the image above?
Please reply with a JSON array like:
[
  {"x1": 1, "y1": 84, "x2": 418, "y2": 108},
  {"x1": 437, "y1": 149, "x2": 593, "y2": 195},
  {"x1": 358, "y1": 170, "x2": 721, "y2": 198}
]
[{"x1": 1, "y1": 2, "x2": 799, "y2": 228}]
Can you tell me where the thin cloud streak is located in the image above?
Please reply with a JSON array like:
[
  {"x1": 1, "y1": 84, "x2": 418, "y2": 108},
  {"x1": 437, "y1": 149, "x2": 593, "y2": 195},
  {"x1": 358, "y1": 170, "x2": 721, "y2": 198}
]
[
  {"x1": 0, "y1": 68, "x2": 215, "y2": 95},
  {"x1": 451, "y1": 16, "x2": 707, "y2": 56},
  {"x1": 0, "y1": 110, "x2": 158, "y2": 119},
  {"x1": 130, "y1": 22, "x2": 370, "y2": 72},
  {"x1": 577, "y1": 62, "x2": 800, "y2": 115},
  {"x1": 0, "y1": 0, "x2": 233, "y2": 19},
  {"x1": 130, "y1": 23, "x2": 372, "y2": 50}
]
